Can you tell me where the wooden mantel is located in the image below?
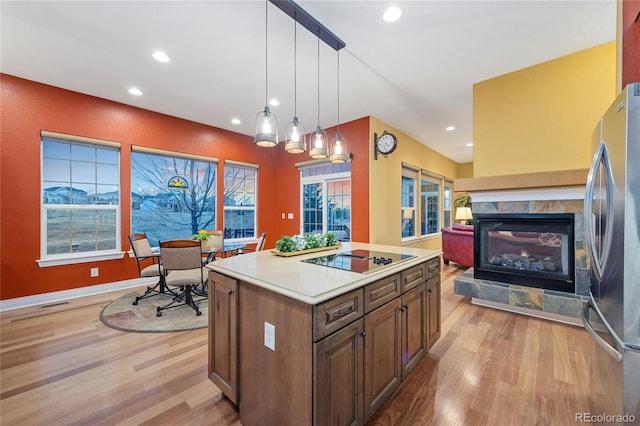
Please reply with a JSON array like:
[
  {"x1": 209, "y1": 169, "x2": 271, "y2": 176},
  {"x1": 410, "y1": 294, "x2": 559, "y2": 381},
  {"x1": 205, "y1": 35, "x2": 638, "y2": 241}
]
[{"x1": 454, "y1": 169, "x2": 589, "y2": 192}]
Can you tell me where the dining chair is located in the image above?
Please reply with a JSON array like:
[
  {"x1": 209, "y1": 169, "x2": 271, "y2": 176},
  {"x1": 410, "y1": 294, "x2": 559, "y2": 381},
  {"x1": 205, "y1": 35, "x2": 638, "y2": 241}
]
[
  {"x1": 157, "y1": 239, "x2": 208, "y2": 316},
  {"x1": 129, "y1": 233, "x2": 166, "y2": 305},
  {"x1": 202, "y1": 230, "x2": 224, "y2": 262},
  {"x1": 237, "y1": 231, "x2": 266, "y2": 254}
]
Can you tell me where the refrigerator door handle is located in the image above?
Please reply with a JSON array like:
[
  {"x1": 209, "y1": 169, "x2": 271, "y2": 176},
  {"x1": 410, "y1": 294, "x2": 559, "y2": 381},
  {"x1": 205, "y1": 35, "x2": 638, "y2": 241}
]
[
  {"x1": 582, "y1": 299, "x2": 623, "y2": 363},
  {"x1": 583, "y1": 141, "x2": 615, "y2": 282}
]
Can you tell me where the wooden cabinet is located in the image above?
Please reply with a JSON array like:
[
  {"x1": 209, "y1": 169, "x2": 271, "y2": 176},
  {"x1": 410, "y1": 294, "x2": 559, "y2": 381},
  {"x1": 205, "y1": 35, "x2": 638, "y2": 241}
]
[
  {"x1": 208, "y1": 271, "x2": 238, "y2": 404},
  {"x1": 426, "y1": 275, "x2": 441, "y2": 349},
  {"x1": 363, "y1": 283, "x2": 426, "y2": 421},
  {"x1": 400, "y1": 284, "x2": 427, "y2": 379},
  {"x1": 363, "y1": 297, "x2": 401, "y2": 421},
  {"x1": 208, "y1": 255, "x2": 441, "y2": 425},
  {"x1": 314, "y1": 319, "x2": 364, "y2": 426}
]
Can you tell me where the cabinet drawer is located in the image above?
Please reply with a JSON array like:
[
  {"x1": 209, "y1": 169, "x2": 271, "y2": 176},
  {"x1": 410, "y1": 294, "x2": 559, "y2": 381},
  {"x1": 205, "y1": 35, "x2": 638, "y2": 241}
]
[
  {"x1": 426, "y1": 257, "x2": 441, "y2": 279},
  {"x1": 313, "y1": 288, "x2": 364, "y2": 341},
  {"x1": 364, "y1": 273, "x2": 401, "y2": 313},
  {"x1": 401, "y1": 263, "x2": 426, "y2": 293}
]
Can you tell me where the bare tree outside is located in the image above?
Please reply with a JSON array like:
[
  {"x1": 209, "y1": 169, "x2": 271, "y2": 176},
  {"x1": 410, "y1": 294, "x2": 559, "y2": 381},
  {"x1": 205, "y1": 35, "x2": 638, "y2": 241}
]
[{"x1": 131, "y1": 152, "x2": 216, "y2": 245}]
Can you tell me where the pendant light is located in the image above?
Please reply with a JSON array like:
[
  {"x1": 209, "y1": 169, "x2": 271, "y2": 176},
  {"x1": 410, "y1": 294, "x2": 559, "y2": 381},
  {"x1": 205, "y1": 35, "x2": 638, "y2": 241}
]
[
  {"x1": 309, "y1": 36, "x2": 328, "y2": 159},
  {"x1": 284, "y1": 18, "x2": 306, "y2": 153},
  {"x1": 329, "y1": 49, "x2": 348, "y2": 164},
  {"x1": 254, "y1": 0, "x2": 278, "y2": 147}
]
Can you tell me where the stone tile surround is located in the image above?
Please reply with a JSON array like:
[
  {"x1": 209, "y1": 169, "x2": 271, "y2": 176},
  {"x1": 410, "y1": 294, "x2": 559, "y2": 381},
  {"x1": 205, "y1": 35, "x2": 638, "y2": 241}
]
[{"x1": 453, "y1": 196, "x2": 590, "y2": 322}]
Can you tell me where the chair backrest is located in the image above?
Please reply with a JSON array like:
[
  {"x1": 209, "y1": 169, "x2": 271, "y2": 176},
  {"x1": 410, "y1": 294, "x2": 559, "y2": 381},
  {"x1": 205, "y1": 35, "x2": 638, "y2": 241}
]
[
  {"x1": 256, "y1": 232, "x2": 267, "y2": 251},
  {"x1": 129, "y1": 233, "x2": 153, "y2": 258},
  {"x1": 204, "y1": 230, "x2": 224, "y2": 251},
  {"x1": 159, "y1": 240, "x2": 203, "y2": 271}
]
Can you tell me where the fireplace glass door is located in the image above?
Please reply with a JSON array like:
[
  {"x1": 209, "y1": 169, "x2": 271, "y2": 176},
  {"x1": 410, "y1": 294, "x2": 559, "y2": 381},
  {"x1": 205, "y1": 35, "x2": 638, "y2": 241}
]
[{"x1": 474, "y1": 213, "x2": 575, "y2": 293}]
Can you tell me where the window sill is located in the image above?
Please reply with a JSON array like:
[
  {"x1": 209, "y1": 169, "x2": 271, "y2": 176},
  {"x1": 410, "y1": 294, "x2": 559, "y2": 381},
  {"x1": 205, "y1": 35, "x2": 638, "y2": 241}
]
[{"x1": 37, "y1": 251, "x2": 125, "y2": 267}]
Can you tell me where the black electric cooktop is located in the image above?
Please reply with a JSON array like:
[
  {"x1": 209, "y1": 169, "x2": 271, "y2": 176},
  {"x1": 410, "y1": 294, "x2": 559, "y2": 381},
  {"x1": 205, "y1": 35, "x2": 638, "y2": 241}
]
[{"x1": 301, "y1": 249, "x2": 415, "y2": 274}]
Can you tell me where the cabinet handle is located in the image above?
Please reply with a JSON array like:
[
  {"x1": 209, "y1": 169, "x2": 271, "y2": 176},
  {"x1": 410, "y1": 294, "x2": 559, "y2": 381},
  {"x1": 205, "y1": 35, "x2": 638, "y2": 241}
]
[
  {"x1": 328, "y1": 305, "x2": 355, "y2": 320},
  {"x1": 427, "y1": 289, "x2": 432, "y2": 293},
  {"x1": 360, "y1": 331, "x2": 367, "y2": 338},
  {"x1": 227, "y1": 289, "x2": 234, "y2": 295},
  {"x1": 399, "y1": 306, "x2": 406, "y2": 312}
]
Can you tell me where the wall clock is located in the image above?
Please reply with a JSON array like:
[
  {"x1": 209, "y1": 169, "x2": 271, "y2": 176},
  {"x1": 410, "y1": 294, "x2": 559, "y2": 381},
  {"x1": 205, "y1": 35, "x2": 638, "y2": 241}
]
[{"x1": 374, "y1": 131, "x2": 398, "y2": 160}]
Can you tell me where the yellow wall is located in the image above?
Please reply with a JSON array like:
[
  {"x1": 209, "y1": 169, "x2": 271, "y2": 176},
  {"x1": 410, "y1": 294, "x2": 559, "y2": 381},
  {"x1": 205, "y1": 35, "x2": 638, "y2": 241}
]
[
  {"x1": 473, "y1": 42, "x2": 617, "y2": 177},
  {"x1": 457, "y1": 162, "x2": 473, "y2": 178},
  {"x1": 368, "y1": 117, "x2": 460, "y2": 251}
]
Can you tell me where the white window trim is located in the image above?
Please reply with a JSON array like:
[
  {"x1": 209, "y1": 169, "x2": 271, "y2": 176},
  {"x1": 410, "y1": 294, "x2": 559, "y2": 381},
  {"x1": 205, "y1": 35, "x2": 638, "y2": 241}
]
[
  {"x1": 300, "y1": 171, "x2": 351, "y2": 236},
  {"x1": 223, "y1": 163, "x2": 258, "y2": 240},
  {"x1": 420, "y1": 174, "x2": 441, "y2": 237},
  {"x1": 401, "y1": 167, "x2": 418, "y2": 242},
  {"x1": 41, "y1": 134, "x2": 122, "y2": 265}
]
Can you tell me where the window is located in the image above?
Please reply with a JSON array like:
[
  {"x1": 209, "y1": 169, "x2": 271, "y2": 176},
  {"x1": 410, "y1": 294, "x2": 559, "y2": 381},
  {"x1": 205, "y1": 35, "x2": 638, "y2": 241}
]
[
  {"x1": 131, "y1": 148, "x2": 217, "y2": 246},
  {"x1": 401, "y1": 167, "x2": 417, "y2": 239},
  {"x1": 224, "y1": 163, "x2": 257, "y2": 240},
  {"x1": 300, "y1": 162, "x2": 351, "y2": 242},
  {"x1": 41, "y1": 132, "x2": 121, "y2": 264},
  {"x1": 443, "y1": 180, "x2": 453, "y2": 228},
  {"x1": 421, "y1": 175, "x2": 440, "y2": 236}
]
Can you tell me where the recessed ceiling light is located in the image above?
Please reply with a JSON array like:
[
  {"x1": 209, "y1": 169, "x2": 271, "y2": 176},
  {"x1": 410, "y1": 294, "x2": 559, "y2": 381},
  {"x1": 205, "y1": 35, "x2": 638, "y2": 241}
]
[
  {"x1": 466, "y1": 143, "x2": 474, "y2": 147},
  {"x1": 231, "y1": 118, "x2": 241, "y2": 125},
  {"x1": 383, "y1": 6, "x2": 402, "y2": 22},
  {"x1": 446, "y1": 126, "x2": 456, "y2": 131},
  {"x1": 269, "y1": 98, "x2": 279, "y2": 106},
  {"x1": 152, "y1": 51, "x2": 170, "y2": 63},
  {"x1": 128, "y1": 87, "x2": 142, "y2": 96}
]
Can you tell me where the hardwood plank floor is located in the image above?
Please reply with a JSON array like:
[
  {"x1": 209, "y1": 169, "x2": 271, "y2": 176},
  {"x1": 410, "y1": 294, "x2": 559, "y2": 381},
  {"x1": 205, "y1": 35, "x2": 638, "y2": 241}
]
[{"x1": 0, "y1": 264, "x2": 590, "y2": 425}]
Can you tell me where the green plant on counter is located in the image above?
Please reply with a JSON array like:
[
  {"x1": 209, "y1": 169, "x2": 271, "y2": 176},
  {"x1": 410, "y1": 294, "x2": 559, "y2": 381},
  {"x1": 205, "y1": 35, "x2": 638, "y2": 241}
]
[
  {"x1": 454, "y1": 194, "x2": 472, "y2": 208},
  {"x1": 275, "y1": 232, "x2": 339, "y2": 253},
  {"x1": 275, "y1": 236, "x2": 296, "y2": 253}
]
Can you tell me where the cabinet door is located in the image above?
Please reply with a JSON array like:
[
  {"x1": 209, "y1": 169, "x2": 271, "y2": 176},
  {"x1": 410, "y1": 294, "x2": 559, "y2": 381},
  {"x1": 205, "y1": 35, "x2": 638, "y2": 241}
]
[
  {"x1": 426, "y1": 275, "x2": 441, "y2": 349},
  {"x1": 400, "y1": 283, "x2": 426, "y2": 380},
  {"x1": 314, "y1": 318, "x2": 364, "y2": 426},
  {"x1": 208, "y1": 271, "x2": 238, "y2": 404},
  {"x1": 364, "y1": 298, "x2": 401, "y2": 422}
]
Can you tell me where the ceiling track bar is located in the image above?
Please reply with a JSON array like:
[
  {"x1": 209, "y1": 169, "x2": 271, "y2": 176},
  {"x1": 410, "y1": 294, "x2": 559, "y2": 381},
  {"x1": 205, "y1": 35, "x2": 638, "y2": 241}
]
[{"x1": 268, "y1": 0, "x2": 346, "y2": 51}]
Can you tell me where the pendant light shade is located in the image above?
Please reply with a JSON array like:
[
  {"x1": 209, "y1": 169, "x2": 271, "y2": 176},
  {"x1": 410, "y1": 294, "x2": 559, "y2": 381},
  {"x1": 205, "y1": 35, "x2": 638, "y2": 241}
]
[
  {"x1": 285, "y1": 20, "x2": 306, "y2": 154},
  {"x1": 309, "y1": 36, "x2": 328, "y2": 159},
  {"x1": 285, "y1": 116, "x2": 306, "y2": 153},
  {"x1": 254, "y1": 0, "x2": 278, "y2": 148},
  {"x1": 330, "y1": 50, "x2": 348, "y2": 163},
  {"x1": 310, "y1": 125, "x2": 329, "y2": 159}
]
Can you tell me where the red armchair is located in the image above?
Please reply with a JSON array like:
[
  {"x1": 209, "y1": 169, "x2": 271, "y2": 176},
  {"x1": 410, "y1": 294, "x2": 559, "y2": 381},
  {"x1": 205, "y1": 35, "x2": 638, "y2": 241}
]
[{"x1": 441, "y1": 224, "x2": 474, "y2": 267}]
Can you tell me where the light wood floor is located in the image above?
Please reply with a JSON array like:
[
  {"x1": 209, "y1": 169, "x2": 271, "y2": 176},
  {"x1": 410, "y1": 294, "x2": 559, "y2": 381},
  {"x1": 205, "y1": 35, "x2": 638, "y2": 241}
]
[{"x1": 0, "y1": 264, "x2": 591, "y2": 425}]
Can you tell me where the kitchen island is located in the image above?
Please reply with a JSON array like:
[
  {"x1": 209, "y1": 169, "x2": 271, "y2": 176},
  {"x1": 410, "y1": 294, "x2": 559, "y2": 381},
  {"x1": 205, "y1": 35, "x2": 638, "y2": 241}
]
[{"x1": 206, "y1": 242, "x2": 442, "y2": 425}]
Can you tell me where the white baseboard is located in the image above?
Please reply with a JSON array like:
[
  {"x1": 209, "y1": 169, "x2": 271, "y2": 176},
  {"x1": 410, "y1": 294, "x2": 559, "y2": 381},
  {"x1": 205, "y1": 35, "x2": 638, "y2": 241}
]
[
  {"x1": 471, "y1": 298, "x2": 584, "y2": 327},
  {"x1": 0, "y1": 277, "x2": 156, "y2": 312}
]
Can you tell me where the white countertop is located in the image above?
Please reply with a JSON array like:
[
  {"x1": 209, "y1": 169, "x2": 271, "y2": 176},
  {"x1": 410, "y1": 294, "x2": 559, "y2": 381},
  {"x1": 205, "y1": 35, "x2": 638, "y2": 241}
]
[{"x1": 206, "y1": 242, "x2": 442, "y2": 305}]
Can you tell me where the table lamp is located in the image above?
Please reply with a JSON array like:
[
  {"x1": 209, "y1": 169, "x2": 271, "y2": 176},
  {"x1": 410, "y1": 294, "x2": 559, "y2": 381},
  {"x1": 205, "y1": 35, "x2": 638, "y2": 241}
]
[{"x1": 455, "y1": 207, "x2": 473, "y2": 225}]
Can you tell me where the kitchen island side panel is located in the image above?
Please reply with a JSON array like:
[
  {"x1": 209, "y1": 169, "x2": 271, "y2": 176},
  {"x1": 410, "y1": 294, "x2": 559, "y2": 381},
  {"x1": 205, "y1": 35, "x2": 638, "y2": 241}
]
[{"x1": 238, "y1": 281, "x2": 314, "y2": 426}]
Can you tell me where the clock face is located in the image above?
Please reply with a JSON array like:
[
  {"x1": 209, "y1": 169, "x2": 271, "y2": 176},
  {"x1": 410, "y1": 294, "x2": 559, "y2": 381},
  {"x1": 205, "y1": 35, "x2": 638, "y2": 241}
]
[{"x1": 377, "y1": 133, "x2": 397, "y2": 154}]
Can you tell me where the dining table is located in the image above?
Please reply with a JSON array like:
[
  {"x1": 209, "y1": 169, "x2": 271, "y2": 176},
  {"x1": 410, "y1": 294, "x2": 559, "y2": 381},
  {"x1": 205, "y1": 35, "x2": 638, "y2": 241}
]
[{"x1": 203, "y1": 242, "x2": 246, "y2": 263}]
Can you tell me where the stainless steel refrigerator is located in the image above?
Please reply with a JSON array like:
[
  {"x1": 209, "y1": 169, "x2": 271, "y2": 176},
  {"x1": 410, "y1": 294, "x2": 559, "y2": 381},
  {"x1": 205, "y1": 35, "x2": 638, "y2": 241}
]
[{"x1": 582, "y1": 82, "x2": 640, "y2": 424}]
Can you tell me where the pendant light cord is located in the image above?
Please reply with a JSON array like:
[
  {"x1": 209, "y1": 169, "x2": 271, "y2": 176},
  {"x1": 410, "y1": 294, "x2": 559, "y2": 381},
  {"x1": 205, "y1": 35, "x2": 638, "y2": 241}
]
[
  {"x1": 293, "y1": 19, "x2": 297, "y2": 116},
  {"x1": 317, "y1": 35, "x2": 320, "y2": 126},
  {"x1": 265, "y1": 0, "x2": 268, "y2": 106},
  {"x1": 336, "y1": 50, "x2": 340, "y2": 135}
]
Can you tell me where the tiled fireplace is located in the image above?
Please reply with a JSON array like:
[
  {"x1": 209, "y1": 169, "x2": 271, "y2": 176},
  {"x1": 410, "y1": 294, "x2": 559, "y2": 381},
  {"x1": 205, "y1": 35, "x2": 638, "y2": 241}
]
[{"x1": 453, "y1": 171, "x2": 590, "y2": 323}]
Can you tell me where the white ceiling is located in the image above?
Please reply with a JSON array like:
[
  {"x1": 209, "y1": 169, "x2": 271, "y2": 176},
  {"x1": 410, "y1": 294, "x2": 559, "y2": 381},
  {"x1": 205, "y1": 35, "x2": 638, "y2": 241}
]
[{"x1": 1, "y1": 1, "x2": 616, "y2": 164}]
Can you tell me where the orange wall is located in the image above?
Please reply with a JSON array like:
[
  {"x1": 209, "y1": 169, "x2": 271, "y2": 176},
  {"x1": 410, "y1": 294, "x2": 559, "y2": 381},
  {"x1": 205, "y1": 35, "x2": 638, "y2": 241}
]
[
  {"x1": 273, "y1": 117, "x2": 370, "y2": 244},
  {"x1": 621, "y1": 0, "x2": 640, "y2": 87},
  {"x1": 0, "y1": 74, "x2": 370, "y2": 300}
]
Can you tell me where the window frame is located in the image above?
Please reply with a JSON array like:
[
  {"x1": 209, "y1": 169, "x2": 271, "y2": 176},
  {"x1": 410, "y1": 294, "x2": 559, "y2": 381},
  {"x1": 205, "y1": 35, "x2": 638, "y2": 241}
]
[
  {"x1": 420, "y1": 173, "x2": 441, "y2": 237},
  {"x1": 38, "y1": 132, "x2": 123, "y2": 267},
  {"x1": 223, "y1": 161, "x2": 258, "y2": 243},
  {"x1": 401, "y1": 166, "x2": 418, "y2": 241},
  {"x1": 299, "y1": 162, "x2": 351, "y2": 241}
]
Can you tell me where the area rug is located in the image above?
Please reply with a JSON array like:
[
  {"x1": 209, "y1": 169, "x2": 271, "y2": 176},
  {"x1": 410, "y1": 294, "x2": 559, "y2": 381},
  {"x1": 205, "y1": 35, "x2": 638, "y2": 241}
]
[{"x1": 100, "y1": 291, "x2": 208, "y2": 333}]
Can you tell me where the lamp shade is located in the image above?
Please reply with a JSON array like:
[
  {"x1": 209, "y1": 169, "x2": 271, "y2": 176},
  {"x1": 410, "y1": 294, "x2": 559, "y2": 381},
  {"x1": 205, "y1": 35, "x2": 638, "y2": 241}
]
[
  {"x1": 284, "y1": 117, "x2": 306, "y2": 153},
  {"x1": 455, "y1": 207, "x2": 473, "y2": 222},
  {"x1": 254, "y1": 105, "x2": 278, "y2": 147},
  {"x1": 309, "y1": 126, "x2": 328, "y2": 159},
  {"x1": 329, "y1": 133, "x2": 348, "y2": 163}
]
